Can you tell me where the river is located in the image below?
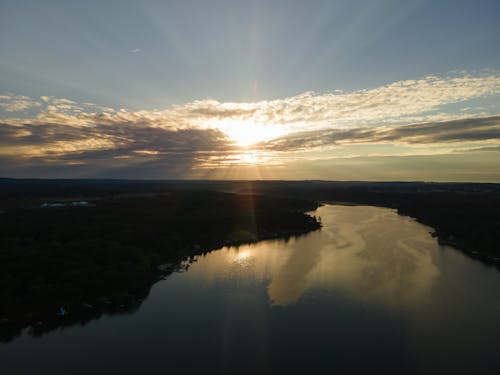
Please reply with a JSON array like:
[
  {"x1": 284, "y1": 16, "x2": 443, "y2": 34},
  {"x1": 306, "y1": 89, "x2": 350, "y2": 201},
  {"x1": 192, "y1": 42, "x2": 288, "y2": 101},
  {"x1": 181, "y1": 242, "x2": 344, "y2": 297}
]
[{"x1": 2, "y1": 204, "x2": 500, "y2": 374}]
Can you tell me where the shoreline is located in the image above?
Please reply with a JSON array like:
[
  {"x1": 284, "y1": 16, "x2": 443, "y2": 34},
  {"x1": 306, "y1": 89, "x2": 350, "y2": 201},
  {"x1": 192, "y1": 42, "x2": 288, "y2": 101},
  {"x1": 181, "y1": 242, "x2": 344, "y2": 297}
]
[
  {"x1": 322, "y1": 200, "x2": 500, "y2": 268},
  {"x1": 0, "y1": 226, "x2": 321, "y2": 343},
  {"x1": 0, "y1": 193, "x2": 321, "y2": 342}
]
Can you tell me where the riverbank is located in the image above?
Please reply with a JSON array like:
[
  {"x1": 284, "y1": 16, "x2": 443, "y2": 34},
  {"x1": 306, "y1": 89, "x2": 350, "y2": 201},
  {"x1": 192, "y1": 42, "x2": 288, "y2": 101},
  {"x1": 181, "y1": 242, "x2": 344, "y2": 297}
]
[
  {"x1": 2, "y1": 179, "x2": 499, "y2": 340},
  {"x1": 224, "y1": 181, "x2": 499, "y2": 269},
  {"x1": 0, "y1": 191, "x2": 321, "y2": 341},
  {"x1": 323, "y1": 200, "x2": 500, "y2": 269}
]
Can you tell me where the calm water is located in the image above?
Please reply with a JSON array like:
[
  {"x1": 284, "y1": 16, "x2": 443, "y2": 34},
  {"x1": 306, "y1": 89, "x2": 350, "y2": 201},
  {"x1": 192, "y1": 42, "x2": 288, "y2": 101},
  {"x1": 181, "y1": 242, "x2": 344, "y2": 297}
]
[{"x1": 2, "y1": 205, "x2": 500, "y2": 374}]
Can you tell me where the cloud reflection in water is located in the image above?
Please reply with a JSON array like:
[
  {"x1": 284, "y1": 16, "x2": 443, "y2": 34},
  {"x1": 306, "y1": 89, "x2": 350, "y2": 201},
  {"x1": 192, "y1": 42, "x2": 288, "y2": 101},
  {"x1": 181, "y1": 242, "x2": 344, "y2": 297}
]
[{"x1": 183, "y1": 205, "x2": 440, "y2": 308}]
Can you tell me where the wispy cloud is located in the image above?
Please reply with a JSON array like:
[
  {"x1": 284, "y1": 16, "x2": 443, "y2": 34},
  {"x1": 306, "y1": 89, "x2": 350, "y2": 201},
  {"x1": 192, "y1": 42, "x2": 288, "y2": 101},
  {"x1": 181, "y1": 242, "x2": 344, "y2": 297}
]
[
  {"x1": 167, "y1": 73, "x2": 500, "y2": 130},
  {"x1": 261, "y1": 116, "x2": 500, "y2": 151},
  {"x1": 0, "y1": 95, "x2": 41, "y2": 112},
  {"x1": 3, "y1": 72, "x2": 499, "y2": 127}
]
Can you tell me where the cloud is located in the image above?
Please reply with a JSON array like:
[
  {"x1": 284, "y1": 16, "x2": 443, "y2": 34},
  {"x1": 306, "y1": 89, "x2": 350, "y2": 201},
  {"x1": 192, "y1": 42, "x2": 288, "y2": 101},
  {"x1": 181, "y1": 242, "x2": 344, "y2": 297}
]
[
  {"x1": 0, "y1": 95, "x2": 41, "y2": 112},
  {"x1": 0, "y1": 72, "x2": 500, "y2": 178},
  {"x1": 0, "y1": 111, "x2": 236, "y2": 178},
  {"x1": 457, "y1": 145, "x2": 500, "y2": 153},
  {"x1": 0, "y1": 115, "x2": 232, "y2": 157},
  {"x1": 260, "y1": 116, "x2": 500, "y2": 151},
  {"x1": 165, "y1": 73, "x2": 500, "y2": 130},
  {"x1": 2, "y1": 72, "x2": 499, "y2": 129}
]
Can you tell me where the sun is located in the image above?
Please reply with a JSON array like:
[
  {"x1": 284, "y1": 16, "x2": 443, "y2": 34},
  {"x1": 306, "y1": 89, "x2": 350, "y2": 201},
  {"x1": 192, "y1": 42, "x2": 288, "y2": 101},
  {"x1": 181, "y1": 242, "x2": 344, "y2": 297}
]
[{"x1": 216, "y1": 119, "x2": 286, "y2": 146}]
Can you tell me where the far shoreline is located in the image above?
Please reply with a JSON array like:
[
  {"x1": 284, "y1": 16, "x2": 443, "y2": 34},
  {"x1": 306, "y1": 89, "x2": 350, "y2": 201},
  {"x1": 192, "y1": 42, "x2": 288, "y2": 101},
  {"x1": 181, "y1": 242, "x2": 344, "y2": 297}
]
[{"x1": 322, "y1": 200, "x2": 500, "y2": 268}]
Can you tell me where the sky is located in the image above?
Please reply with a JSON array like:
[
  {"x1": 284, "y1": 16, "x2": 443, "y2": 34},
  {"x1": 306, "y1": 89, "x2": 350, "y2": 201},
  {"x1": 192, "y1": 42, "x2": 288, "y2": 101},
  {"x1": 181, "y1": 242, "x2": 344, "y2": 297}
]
[{"x1": 1, "y1": 0, "x2": 499, "y2": 181}]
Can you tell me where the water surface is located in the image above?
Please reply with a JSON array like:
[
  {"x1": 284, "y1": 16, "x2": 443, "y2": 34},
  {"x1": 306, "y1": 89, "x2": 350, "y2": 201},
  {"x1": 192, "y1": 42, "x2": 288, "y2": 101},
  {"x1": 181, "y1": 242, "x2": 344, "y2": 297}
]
[{"x1": 2, "y1": 205, "x2": 500, "y2": 374}]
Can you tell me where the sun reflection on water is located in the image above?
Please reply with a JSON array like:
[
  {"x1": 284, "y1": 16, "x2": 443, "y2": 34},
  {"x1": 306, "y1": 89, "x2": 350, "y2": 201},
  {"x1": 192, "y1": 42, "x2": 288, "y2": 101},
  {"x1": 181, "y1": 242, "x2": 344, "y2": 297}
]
[
  {"x1": 182, "y1": 205, "x2": 440, "y2": 308},
  {"x1": 233, "y1": 249, "x2": 254, "y2": 266}
]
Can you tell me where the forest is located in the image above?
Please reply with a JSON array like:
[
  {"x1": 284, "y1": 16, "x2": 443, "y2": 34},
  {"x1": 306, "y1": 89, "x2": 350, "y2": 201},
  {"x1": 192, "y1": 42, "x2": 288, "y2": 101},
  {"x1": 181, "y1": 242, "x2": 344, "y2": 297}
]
[{"x1": 0, "y1": 188, "x2": 320, "y2": 341}]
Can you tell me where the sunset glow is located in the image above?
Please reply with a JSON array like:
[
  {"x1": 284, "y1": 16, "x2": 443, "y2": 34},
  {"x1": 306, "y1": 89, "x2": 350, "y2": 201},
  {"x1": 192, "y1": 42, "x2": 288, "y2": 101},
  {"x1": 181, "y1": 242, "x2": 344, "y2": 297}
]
[
  {"x1": 2, "y1": 1, "x2": 500, "y2": 372},
  {"x1": 0, "y1": 1, "x2": 499, "y2": 181},
  {"x1": 215, "y1": 119, "x2": 287, "y2": 146}
]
